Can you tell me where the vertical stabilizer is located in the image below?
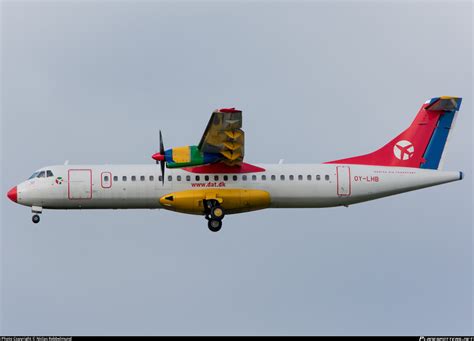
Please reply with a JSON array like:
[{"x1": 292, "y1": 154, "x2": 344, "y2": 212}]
[{"x1": 325, "y1": 97, "x2": 462, "y2": 169}]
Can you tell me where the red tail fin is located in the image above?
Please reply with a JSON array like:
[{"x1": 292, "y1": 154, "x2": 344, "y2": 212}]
[{"x1": 325, "y1": 97, "x2": 462, "y2": 169}]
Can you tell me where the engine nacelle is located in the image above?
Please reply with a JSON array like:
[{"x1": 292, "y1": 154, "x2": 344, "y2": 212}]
[
  {"x1": 159, "y1": 189, "x2": 271, "y2": 215},
  {"x1": 165, "y1": 145, "x2": 220, "y2": 168}
]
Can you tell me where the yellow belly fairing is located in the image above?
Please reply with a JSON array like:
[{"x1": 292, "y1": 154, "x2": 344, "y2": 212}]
[{"x1": 159, "y1": 189, "x2": 271, "y2": 215}]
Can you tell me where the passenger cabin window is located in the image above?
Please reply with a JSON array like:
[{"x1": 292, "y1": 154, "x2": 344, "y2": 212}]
[
  {"x1": 223, "y1": 175, "x2": 228, "y2": 181},
  {"x1": 37, "y1": 171, "x2": 45, "y2": 178},
  {"x1": 289, "y1": 175, "x2": 294, "y2": 181},
  {"x1": 214, "y1": 175, "x2": 219, "y2": 181},
  {"x1": 149, "y1": 176, "x2": 154, "y2": 181},
  {"x1": 104, "y1": 176, "x2": 109, "y2": 182},
  {"x1": 262, "y1": 175, "x2": 266, "y2": 181},
  {"x1": 316, "y1": 175, "x2": 321, "y2": 181},
  {"x1": 307, "y1": 175, "x2": 312, "y2": 180},
  {"x1": 242, "y1": 175, "x2": 247, "y2": 181},
  {"x1": 195, "y1": 175, "x2": 200, "y2": 181},
  {"x1": 159, "y1": 175, "x2": 163, "y2": 182},
  {"x1": 325, "y1": 175, "x2": 330, "y2": 181},
  {"x1": 271, "y1": 175, "x2": 276, "y2": 181},
  {"x1": 233, "y1": 175, "x2": 238, "y2": 181},
  {"x1": 280, "y1": 175, "x2": 285, "y2": 181},
  {"x1": 122, "y1": 176, "x2": 127, "y2": 181},
  {"x1": 140, "y1": 176, "x2": 145, "y2": 181},
  {"x1": 113, "y1": 176, "x2": 118, "y2": 181},
  {"x1": 168, "y1": 175, "x2": 172, "y2": 181},
  {"x1": 177, "y1": 175, "x2": 181, "y2": 181},
  {"x1": 186, "y1": 175, "x2": 191, "y2": 181},
  {"x1": 131, "y1": 176, "x2": 136, "y2": 181},
  {"x1": 47, "y1": 170, "x2": 54, "y2": 177},
  {"x1": 298, "y1": 175, "x2": 303, "y2": 181},
  {"x1": 252, "y1": 175, "x2": 257, "y2": 181},
  {"x1": 205, "y1": 175, "x2": 209, "y2": 181}
]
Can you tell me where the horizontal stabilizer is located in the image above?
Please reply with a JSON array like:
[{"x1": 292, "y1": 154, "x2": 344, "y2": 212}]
[{"x1": 425, "y1": 96, "x2": 462, "y2": 111}]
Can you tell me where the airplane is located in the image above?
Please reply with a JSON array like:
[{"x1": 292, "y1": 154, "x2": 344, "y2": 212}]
[{"x1": 6, "y1": 96, "x2": 464, "y2": 232}]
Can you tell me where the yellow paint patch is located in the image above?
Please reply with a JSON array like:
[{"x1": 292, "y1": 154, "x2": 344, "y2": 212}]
[
  {"x1": 223, "y1": 141, "x2": 241, "y2": 151},
  {"x1": 225, "y1": 130, "x2": 242, "y2": 139},
  {"x1": 221, "y1": 150, "x2": 241, "y2": 161},
  {"x1": 172, "y1": 146, "x2": 191, "y2": 163}
]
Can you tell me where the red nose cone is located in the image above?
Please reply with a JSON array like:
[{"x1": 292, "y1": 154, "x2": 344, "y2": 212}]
[
  {"x1": 7, "y1": 186, "x2": 17, "y2": 203},
  {"x1": 152, "y1": 153, "x2": 165, "y2": 161}
]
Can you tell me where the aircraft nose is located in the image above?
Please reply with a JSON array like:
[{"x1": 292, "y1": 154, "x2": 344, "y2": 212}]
[{"x1": 7, "y1": 186, "x2": 17, "y2": 203}]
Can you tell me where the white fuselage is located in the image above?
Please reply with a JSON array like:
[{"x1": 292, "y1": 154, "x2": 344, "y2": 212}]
[{"x1": 15, "y1": 163, "x2": 462, "y2": 212}]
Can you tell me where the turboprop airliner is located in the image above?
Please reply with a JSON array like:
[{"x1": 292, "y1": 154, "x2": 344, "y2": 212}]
[{"x1": 6, "y1": 96, "x2": 463, "y2": 232}]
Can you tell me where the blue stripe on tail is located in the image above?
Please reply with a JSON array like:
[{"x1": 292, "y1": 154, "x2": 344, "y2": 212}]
[{"x1": 420, "y1": 111, "x2": 456, "y2": 169}]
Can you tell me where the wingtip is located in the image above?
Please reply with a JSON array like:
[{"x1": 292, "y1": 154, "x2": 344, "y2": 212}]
[{"x1": 218, "y1": 107, "x2": 241, "y2": 113}]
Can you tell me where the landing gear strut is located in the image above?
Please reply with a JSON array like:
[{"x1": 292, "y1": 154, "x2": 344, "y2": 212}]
[
  {"x1": 204, "y1": 200, "x2": 225, "y2": 232},
  {"x1": 32, "y1": 214, "x2": 40, "y2": 224}
]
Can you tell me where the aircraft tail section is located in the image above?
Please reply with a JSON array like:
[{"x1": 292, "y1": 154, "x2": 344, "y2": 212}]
[{"x1": 326, "y1": 97, "x2": 462, "y2": 170}]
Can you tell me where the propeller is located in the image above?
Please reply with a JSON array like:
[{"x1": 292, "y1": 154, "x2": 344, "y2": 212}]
[
  {"x1": 152, "y1": 130, "x2": 166, "y2": 185},
  {"x1": 159, "y1": 130, "x2": 165, "y2": 184}
]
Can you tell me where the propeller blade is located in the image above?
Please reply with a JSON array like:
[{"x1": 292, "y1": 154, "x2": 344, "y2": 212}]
[
  {"x1": 160, "y1": 159, "x2": 165, "y2": 185},
  {"x1": 159, "y1": 130, "x2": 165, "y2": 185},
  {"x1": 159, "y1": 130, "x2": 164, "y2": 155}
]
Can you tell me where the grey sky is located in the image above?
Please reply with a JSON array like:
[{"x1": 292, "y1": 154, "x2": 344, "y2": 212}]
[{"x1": 1, "y1": 0, "x2": 472, "y2": 335}]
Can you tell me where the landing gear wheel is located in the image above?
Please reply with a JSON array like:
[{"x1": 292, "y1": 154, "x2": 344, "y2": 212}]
[
  {"x1": 208, "y1": 219, "x2": 222, "y2": 232},
  {"x1": 32, "y1": 214, "x2": 40, "y2": 224},
  {"x1": 210, "y1": 206, "x2": 225, "y2": 220}
]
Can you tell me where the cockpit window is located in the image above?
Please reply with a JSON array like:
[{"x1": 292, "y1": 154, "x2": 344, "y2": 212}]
[
  {"x1": 37, "y1": 171, "x2": 45, "y2": 178},
  {"x1": 28, "y1": 172, "x2": 39, "y2": 179},
  {"x1": 47, "y1": 170, "x2": 54, "y2": 177}
]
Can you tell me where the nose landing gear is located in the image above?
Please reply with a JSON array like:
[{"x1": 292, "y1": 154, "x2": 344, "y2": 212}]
[
  {"x1": 32, "y1": 214, "x2": 40, "y2": 224},
  {"x1": 31, "y1": 206, "x2": 43, "y2": 224},
  {"x1": 204, "y1": 200, "x2": 225, "y2": 232}
]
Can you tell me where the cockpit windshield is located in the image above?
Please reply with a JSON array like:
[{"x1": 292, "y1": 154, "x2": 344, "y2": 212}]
[
  {"x1": 28, "y1": 170, "x2": 54, "y2": 179},
  {"x1": 28, "y1": 172, "x2": 39, "y2": 179}
]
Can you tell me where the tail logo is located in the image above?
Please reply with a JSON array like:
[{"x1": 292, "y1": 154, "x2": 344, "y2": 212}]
[{"x1": 393, "y1": 140, "x2": 415, "y2": 161}]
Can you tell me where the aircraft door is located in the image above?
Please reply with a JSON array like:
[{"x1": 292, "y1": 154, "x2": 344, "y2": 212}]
[
  {"x1": 68, "y1": 169, "x2": 92, "y2": 199},
  {"x1": 101, "y1": 172, "x2": 112, "y2": 188},
  {"x1": 336, "y1": 166, "x2": 351, "y2": 196}
]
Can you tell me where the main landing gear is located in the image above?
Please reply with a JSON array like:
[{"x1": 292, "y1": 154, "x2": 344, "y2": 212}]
[{"x1": 204, "y1": 200, "x2": 225, "y2": 232}]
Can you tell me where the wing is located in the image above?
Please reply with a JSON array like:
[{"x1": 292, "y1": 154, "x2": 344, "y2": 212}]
[{"x1": 198, "y1": 108, "x2": 245, "y2": 166}]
